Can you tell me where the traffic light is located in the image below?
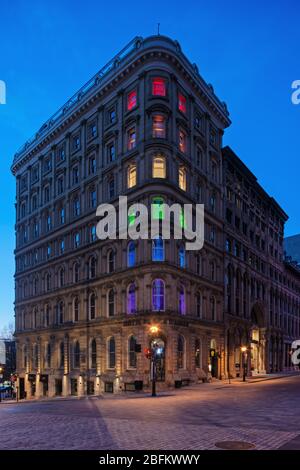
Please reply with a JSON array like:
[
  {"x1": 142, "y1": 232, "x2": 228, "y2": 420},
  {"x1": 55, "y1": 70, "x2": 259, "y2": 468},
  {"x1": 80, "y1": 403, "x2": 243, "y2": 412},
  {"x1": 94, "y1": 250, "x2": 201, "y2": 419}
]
[{"x1": 144, "y1": 347, "x2": 152, "y2": 359}]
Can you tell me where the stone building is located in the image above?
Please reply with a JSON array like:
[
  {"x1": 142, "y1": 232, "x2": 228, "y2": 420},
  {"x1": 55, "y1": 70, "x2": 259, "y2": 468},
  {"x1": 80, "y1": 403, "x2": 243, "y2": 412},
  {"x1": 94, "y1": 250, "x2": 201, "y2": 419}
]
[
  {"x1": 11, "y1": 35, "x2": 300, "y2": 398},
  {"x1": 11, "y1": 35, "x2": 230, "y2": 398},
  {"x1": 223, "y1": 146, "x2": 300, "y2": 377}
]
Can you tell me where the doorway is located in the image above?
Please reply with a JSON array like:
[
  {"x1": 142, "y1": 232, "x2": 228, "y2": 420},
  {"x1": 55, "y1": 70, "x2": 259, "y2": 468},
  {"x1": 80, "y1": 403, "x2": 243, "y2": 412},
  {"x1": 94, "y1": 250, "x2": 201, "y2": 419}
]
[{"x1": 151, "y1": 338, "x2": 165, "y2": 381}]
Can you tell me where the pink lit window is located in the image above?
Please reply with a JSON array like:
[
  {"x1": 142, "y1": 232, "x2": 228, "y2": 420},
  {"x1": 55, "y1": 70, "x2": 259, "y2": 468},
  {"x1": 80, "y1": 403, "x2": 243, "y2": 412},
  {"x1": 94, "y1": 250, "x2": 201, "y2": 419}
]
[
  {"x1": 127, "y1": 90, "x2": 137, "y2": 111},
  {"x1": 178, "y1": 93, "x2": 186, "y2": 113},
  {"x1": 152, "y1": 78, "x2": 166, "y2": 96}
]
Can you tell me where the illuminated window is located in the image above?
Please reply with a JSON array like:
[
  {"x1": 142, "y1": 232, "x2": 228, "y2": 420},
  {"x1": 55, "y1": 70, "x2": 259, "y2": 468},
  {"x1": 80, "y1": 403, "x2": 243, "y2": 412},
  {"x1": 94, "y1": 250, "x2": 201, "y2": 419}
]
[
  {"x1": 127, "y1": 127, "x2": 136, "y2": 150},
  {"x1": 179, "y1": 286, "x2": 186, "y2": 315},
  {"x1": 128, "y1": 207, "x2": 136, "y2": 227},
  {"x1": 152, "y1": 196, "x2": 164, "y2": 220},
  {"x1": 152, "y1": 115, "x2": 166, "y2": 138},
  {"x1": 127, "y1": 283, "x2": 136, "y2": 314},
  {"x1": 127, "y1": 241, "x2": 136, "y2": 267},
  {"x1": 127, "y1": 164, "x2": 137, "y2": 188},
  {"x1": 152, "y1": 279, "x2": 165, "y2": 311},
  {"x1": 152, "y1": 155, "x2": 166, "y2": 178},
  {"x1": 179, "y1": 129, "x2": 186, "y2": 153},
  {"x1": 152, "y1": 236, "x2": 164, "y2": 261},
  {"x1": 179, "y1": 246, "x2": 185, "y2": 268},
  {"x1": 127, "y1": 90, "x2": 137, "y2": 111},
  {"x1": 152, "y1": 77, "x2": 166, "y2": 96},
  {"x1": 179, "y1": 166, "x2": 187, "y2": 191},
  {"x1": 178, "y1": 93, "x2": 186, "y2": 113}
]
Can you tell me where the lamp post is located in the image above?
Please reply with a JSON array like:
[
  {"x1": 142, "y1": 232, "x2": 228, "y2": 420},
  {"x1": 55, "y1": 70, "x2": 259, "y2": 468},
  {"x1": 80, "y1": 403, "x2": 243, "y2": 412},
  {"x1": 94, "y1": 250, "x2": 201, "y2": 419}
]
[
  {"x1": 149, "y1": 325, "x2": 160, "y2": 397},
  {"x1": 0, "y1": 367, "x2": 3, "y2": 403},
  {"x1": 241, "y1": 346, "x2": 247, "y2": 382}
]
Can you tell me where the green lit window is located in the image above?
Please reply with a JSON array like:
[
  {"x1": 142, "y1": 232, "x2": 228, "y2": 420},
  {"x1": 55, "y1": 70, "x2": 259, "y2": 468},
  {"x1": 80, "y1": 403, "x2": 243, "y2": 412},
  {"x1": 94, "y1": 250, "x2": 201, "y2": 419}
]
[
  {"x1": 128, "y1": 209, "x2": 136, "y2": 226},
  {"x1": 152, "y1": 197, "x2": 165, "y2": 220}
]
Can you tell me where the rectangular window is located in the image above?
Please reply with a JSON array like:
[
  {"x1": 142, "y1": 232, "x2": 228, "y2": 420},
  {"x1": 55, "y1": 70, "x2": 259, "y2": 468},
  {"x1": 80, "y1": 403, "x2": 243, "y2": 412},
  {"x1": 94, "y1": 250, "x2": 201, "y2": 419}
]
[
  {"x1": 127, "y1": 164, "x2": 137, "y2": 189},
  {"x1": 178, "y1": 93, "x2": 186, "y2": 113},
  {"x1": 72, "y1": 166, "x2": 79, "y2": 185},
  {"x1": 89, "y1": 156, "x2": 96, "y2": 174},
  {"x1": 127, "y1": 127, "x2": 136, "y2": 150},
  {"x1": 179, "y1": 167, "x2": 187, "y2": 191},
  {"x1": 57, "y1": 177, "x2": 64, "y2": 194},
  {"x1": 72, "y1": 135, "x2": 81, "y2": 151},
  {"x1": 87, "y1": 121, "x2": 97, "y2": 140},
  {"x1": 58, "y1": 145, "x2": 65, "y2": 161},
  {"x1": 109, "y1": 179, "x2": 115, "y2": 198},
  {"x1": 90, "y1": 190, "x2": 96, "y2": 208},
  {"x1": 108, "y1": 143, "x2": 116, "y2": 162},
  {"x1": 108, "y1": 108, "x2": 116, "y2": 124},
  {"x1": 152, "y1": 115, "x2": 166, "y2": 138},
  {"x1": 152, "y1": 78, "x2": 166, "y2": 96},
  {"x1": 179, "y1": 129, "x2": 186, "y2": 153},
  {"x1": 127, "y1": 90, "x2": 137, "y2": 111}
]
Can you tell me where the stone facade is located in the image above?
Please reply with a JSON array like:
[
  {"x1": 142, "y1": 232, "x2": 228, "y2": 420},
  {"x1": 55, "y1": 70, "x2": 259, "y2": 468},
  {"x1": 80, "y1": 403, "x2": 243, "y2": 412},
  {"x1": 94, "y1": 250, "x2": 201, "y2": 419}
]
[{"x1": 11, "y1": 35, "x2": 300, "y2": 398}]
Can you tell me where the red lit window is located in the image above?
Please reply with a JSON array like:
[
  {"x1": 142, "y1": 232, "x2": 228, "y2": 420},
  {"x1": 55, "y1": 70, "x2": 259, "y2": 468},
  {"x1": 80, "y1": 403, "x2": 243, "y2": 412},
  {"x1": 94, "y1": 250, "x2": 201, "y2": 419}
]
[
  {"x1": 178, "y1": 93, "x2": 186, "y2": 113},
  {"x1": 127, "y1": 90, "x2": 137, "y2": 111},
  {"x1": 152, "y1": 78, "x2": 166, "y2": 96}
]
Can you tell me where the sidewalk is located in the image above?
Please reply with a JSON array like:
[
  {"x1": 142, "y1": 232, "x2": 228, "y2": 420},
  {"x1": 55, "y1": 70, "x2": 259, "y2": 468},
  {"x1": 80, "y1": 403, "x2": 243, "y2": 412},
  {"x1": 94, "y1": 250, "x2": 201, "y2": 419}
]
[{"x1": 1, "y1": 370, "x2": 299, "y2": 405}]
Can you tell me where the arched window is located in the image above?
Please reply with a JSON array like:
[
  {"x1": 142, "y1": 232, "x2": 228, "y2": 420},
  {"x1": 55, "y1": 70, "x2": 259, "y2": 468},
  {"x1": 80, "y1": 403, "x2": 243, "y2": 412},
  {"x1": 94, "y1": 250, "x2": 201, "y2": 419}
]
[
  {"x1": 45, "y1": 304, "x2": 50, "y2": 327},
  {"x1": 33, "y1": 344, "x2": 38, "y2": 369},
  {"x1": 91, "y1": 339, "x2": 97, "y2": 368},
  {"x1": 89, "y1": 293, "x2": 96, "y2": 320},
  {"x1": 152, "y1": 154, "x2": 166, "y2": 178},
  {"x1": 152, "y1": 236, "x2": 164, "y2": 261},
  {"x1": 60, "y1": 342, "x2": 64, "y2": 369},
  {"x1": 74, "y1": 341, "x2": 80, "y2": 368},
  {"x1": 195, "y1": 338, "x2": 201, "y2": 368},
  {"x1": 179, "y1": 246, "x2": 185, "y2": 268},
  {"x1": 45, "y1": 343, "x2": 51, "y2": 368},
  {"x1": 33, "y1": 277, "x2": 38, "y2": 295},
  {"x1": 127, "y1": 241, "x2": 136, "y2": 267},
  {"x1": 73, "y1": 297, "x2": 79, "y2": 322},
  {"x1": 33, "y1": 307, "x2": 38, "y2": 328},
  {"x1": 196, "y1": 292, "x2": 202, "y2": 317},
  {"x1": 210, "y1": 261, "x2": 216, "y2": 281},
  {"x1": 107, "y1": 289, "x2": 115, "y2": 317},
  {"x1": 179, "y1": 285, "x2": 186, "y2": 315},
  {"x1": 210, "y1": 296, "x2": 216, "y2": 321},
  {"x1": 108, "y1": 337, "x2": 116, "y2": 369},
  {"x1": 45, "y1": 273, "x2": 51, "y2": 292},
  {"x1": 107, "y1": 250, "x2": 115, "y2": 273},
  {"x1": 59, "y1": 268, "x2": 65, "y2": 287},
  {"x1": 89, "y1": 256, "x2": 96, "y2": 279},
  {"x1": 127, "y1": 283, "x2": 136, "y2": 314},
  {"x1": 128, "y1": 335, "x2": 137, "y2": 368},
  {"x1": 57, "y1": 301, "x2": 64, "y2": 325},
  {"x1": 152, "y1": 279, "x2": 165, "y2": 311},
  {"x1": 177, "y1": 335, "x2": 185, "y2": 369},
  {"x1": 73, "y1": 262, "x2": 80, "y2": 283},
  {"x1": 23, "y1": 345, "x2": 27, "y2": 368}
]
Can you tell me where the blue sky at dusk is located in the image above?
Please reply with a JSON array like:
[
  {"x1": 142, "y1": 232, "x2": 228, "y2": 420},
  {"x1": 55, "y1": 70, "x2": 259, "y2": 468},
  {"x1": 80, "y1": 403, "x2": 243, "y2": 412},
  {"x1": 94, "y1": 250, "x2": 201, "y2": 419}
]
[{"x1": 0, "y1": 0, "x2": 299, "y2": 326}]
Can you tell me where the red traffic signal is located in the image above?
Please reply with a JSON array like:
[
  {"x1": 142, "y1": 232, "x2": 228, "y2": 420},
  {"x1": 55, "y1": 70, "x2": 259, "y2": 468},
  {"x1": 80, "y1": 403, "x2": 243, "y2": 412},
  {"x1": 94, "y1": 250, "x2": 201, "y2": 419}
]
[{"x1": 144, "y1": 347, "x2": 152, "y2": 359}]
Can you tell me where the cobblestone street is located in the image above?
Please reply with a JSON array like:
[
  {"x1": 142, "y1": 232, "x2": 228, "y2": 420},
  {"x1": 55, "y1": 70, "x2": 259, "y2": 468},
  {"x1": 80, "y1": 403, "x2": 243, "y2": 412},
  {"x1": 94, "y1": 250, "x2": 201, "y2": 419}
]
[{"x1": 1, "y1": 375, "x2": 300, "y2": 450}]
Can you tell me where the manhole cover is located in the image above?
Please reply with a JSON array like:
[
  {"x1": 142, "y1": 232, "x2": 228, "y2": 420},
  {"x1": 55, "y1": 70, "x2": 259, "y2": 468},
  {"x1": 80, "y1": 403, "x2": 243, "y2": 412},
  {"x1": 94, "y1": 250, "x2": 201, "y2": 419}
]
[{"x1": 215, "y1": 441, "x2": 256, "y2": 450}]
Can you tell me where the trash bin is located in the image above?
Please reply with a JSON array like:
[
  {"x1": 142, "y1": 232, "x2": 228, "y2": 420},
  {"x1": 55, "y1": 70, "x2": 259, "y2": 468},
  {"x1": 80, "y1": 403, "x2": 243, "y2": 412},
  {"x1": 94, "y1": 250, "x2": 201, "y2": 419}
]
[{"x1": 134, "y1": 380, "x2": 143, "y2": 391}]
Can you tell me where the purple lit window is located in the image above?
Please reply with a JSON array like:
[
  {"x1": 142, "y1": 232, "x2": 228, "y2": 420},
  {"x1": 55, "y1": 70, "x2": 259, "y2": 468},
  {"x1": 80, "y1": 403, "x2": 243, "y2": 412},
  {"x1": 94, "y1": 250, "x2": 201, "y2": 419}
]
[
  {"x1": 152, "y1": 279, "x2": 165, "y2": 311},
  {"x1": 127, "y1": 283, "x2": 136, "y2": 314},
  {"x1": 179, "y1": 286, "x2": 186, "y2": 315}
]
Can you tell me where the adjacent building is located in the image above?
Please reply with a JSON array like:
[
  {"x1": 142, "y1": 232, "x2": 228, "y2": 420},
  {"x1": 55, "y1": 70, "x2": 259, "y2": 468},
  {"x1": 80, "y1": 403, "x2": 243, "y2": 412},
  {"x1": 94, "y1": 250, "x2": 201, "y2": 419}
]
[{"x1": 11, "y1": 35, "x2": 300, "y2": 398}]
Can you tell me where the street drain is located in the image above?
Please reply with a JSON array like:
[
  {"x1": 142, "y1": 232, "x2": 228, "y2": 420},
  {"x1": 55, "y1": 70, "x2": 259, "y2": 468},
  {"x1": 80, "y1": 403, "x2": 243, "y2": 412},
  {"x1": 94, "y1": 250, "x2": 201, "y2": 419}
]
[{"x1": 215, "y1": 441, "x2": 256, "y2": 450}]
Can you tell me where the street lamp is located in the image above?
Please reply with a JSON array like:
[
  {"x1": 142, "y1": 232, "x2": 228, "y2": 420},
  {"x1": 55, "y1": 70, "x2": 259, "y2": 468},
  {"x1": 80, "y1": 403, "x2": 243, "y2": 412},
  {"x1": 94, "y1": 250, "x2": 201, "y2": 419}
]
[
  {"x1": 149, "y1": 324, "x2": 160, "y2": 397},
  {"x1": 241, "y1": 346, "x2": 247, "y2": 382}
]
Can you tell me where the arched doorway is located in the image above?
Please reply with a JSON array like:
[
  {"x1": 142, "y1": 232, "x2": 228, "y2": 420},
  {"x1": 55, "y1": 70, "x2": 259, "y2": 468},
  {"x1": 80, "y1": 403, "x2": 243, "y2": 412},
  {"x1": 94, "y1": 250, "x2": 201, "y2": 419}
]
[
  {"x1": 250, "y1": 303, "x2": 266, "y2": 375},
  {"x1": 210, "y1": 339, "x2": 218, "y2": 378}
]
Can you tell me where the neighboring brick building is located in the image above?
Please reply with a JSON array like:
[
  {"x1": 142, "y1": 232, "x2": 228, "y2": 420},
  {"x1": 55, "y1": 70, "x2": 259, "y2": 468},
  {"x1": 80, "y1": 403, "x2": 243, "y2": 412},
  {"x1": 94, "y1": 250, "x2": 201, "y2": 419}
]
[
  {"x1": 11, "y1": 35, "x2": 300, "y2": 398},
  {"x1": 0, "y1": 339, "x2": 16, "y2": 381}
]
